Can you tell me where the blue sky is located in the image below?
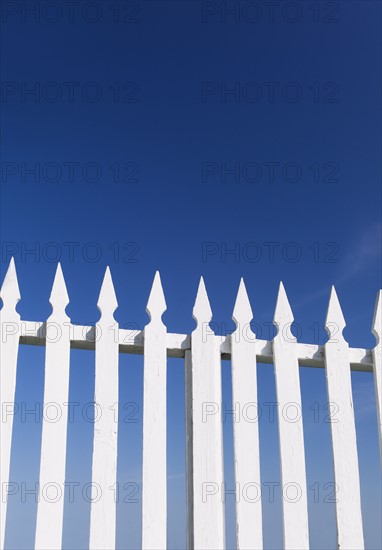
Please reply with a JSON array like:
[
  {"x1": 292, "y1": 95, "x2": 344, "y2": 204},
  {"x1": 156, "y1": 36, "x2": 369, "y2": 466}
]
[{"x1": 1, "y1": 1, "x2": 381, "y2": 549}]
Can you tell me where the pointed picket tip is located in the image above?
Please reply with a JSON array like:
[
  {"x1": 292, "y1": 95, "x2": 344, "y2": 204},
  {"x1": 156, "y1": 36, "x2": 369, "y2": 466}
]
[
  {"x1": 0, "y1": 257, "x2": 21, "y2": 312},
  {"x1": 49, "y1": 263, "x2": 70, "y2": 318},
  {"x1": 273, "y1": 282, "x2": 295, "y2": 342},
  {"x1": 97, "y1": 266, "x2": 118, "y2": 319},
  {"x1": 192, "y1": 277, "x2": 212, "y2": 324},
  {"x1": 274, "y1": 282, "x2": 294, "y2": 323},
  {"x1": 372, "y1": 290, "x2": 381, "y2": 343},
  {"x1": 232, "y1": 278, "x2": 253, "y2": 327},
  {"x1": 325, "y1": 286, "x2": 346, "y2": 340},
  {"x1": 146, "y1": 271, "x2": 167, "y2": 321}
]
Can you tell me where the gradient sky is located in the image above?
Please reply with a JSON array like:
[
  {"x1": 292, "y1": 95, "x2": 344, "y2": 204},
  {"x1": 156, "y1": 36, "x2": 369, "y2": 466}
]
[{"x1": 1, "y1": 1, "x2": 381, "y2": 549}]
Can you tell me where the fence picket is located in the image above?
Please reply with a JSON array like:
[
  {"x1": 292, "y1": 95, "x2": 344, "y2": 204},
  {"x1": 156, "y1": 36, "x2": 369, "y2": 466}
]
[
  {"x1": 35, "y1": 264, "x2": 71, "y2": 550},
  {"x1": 324, "y1": 287, "x2": 364, "y2": 549},
  {"x1": 89, "y1": 267, "x2": 119, "y2": 550},
  {"x1": 273, "y1": 282, "x2": 309, "y2": 550},
  {"x1": 0, "y1": 258, "x2": 21, "y2": 550},
  {"x1": 372, "y1": 291, "x2": 381, "y2": 465},
  {"x1": 188, "y1": 278, "x2": 225, "y2": 549},
  {"x1": 185, "y1": 349, "x2": 194, "y2": 550},
  {"x1": 231, "y1": 279, "x2": 262, "y2": 550},
  {"x1": 142, "y1": 272, "x2": 167, "y2": 549}
]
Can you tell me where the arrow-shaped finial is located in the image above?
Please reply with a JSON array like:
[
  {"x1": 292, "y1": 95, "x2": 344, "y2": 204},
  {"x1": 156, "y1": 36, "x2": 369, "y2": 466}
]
[
  {"x1": 325, "y1": 286, "x2": 346, "y2": 341},
  {"x1": 193, "y1": 277, "x2": 212, "y2": 326},
  {"x1": 97, "y1": 266, "x2": 118, "y2": 322},
  {"x1": 0, "y1": 257, "x2": 21, "y2": 319},
  {"x1": 232, "y1": 278, "x2": 254, "y2": 331},
  {"x1": 273, "y1": 282, "x2": 296, "y2": 342},
  {"x1": 49, "y1": 263, "x2": 70, "y2": 322},
  {"x1": 146, "y1": 271, "x2": 167, "y2": 323}
]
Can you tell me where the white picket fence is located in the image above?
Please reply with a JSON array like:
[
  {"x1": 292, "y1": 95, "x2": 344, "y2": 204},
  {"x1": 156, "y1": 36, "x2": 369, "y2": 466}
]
[{"x1": 0, "y1": 258, "x2": 381, "y2": 550}]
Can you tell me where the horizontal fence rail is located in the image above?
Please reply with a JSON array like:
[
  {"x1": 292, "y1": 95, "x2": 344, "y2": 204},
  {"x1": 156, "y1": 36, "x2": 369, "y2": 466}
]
[
  {"x1": 14, "y1": 321, "x2": 376, "y2": 370},
  {"x1": 0, "y1": 258, "x2": 381, "y2": 550}
]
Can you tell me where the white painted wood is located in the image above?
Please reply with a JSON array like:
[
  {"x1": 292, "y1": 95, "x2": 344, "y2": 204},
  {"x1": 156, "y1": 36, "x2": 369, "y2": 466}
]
[
  {"x1": 372, "y1": 290, "x2": 382, "y2": 465},
  {"x1": 18, "y1": 321, "x2": 375, "y2": 371},
  {"x1": 324, "y1": 287, "x2": 364, "y2": 549},
  {"x1": 231, "y1": 279, "x2": 262, "y2": 550},
  {"x1": 142, "y1": 272, "x2": 167, "y2": 549},
  {"x1": 35, "y1": 264, "x2": 71, "y2": 550},
  {"x1": 184, "y1": 349, "x2": 194, "y2": 550},
  {"x1": 89, "y1": 267, "x2": 119, "y2": 550},
  {"x1": 1, "y1": 261, "x2": 380, "y2": 550},
  {"x1": 273, "y1": 282, "x2": 309, "y2": 550},
  {"x1": 190, "y1": 278, "x2": 225, "y2": 550},
  {"x1": 0, "y1": 258, "x2": 21, "y2": 550}
]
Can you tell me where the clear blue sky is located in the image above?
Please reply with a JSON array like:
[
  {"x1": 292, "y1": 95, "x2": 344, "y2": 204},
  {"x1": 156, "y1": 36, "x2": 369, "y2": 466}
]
[{"x1": 1, "y1": 1, "x2": 381, "y2": 549}]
